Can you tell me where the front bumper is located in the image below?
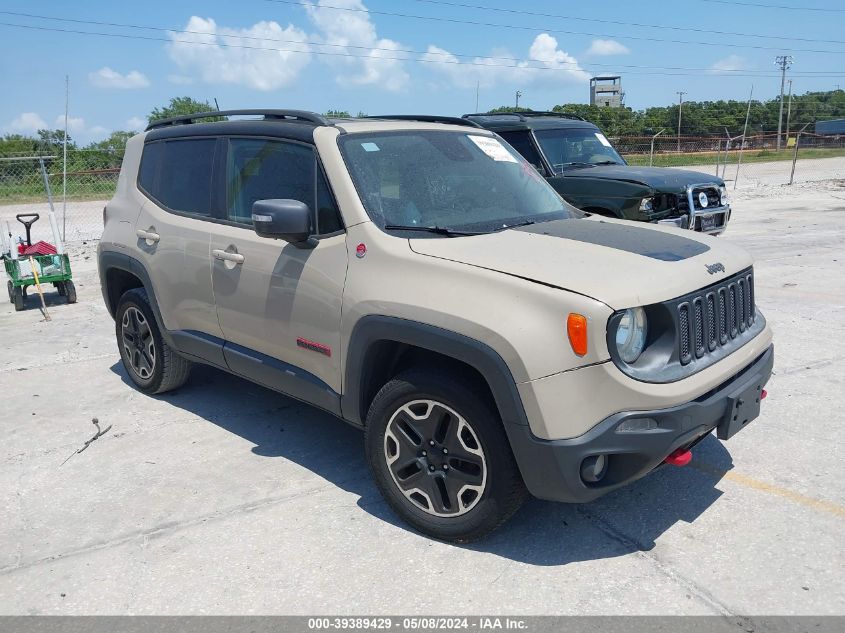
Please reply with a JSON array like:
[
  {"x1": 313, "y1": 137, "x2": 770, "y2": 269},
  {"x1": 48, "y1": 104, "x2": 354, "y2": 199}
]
[
  {"x1": 657, "y1": 204, "x2": 731, "y2": 235},
  {"x1": 505, "y1": 344, "x2": 773, "y2": 503}
]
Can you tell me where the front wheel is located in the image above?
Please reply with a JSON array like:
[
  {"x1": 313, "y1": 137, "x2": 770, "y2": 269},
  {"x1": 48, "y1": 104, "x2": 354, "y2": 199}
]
[{"x1": 365, "y1": 370, "x2": 526, "y2": 542}]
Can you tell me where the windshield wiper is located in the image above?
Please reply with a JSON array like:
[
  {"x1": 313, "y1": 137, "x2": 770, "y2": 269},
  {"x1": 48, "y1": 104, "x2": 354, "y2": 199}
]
[
  {"x1": 491, "y1": 220, "x2": 536, "y2": 232},
  {"x1": 384, "y1": 224, "x2": 484, "y2": 237},
  {"x1": 591, "y1": 160, "x2": 621, "y2": 166}
]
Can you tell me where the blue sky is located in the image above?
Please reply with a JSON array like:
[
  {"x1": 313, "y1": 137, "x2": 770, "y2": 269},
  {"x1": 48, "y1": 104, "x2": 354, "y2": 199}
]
[{"x1": 1, "y1": 0, "x2": 844, "y2": 143}]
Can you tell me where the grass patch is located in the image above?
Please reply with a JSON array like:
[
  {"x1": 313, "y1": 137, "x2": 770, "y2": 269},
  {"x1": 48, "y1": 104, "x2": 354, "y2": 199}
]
[{"x1": 625, "y1": 147, "x2": 845, "y2": 167}]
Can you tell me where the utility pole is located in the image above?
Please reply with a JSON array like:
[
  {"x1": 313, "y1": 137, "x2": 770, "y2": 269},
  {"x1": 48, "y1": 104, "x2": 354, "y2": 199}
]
[
  {"x1": 676, "y1": 91, "x2": 686, "y2": 154},
  {"x1": 775, "y1": 55, "x2": 793, "y2": 151},
  {"x1": 785, "y1": 79, "x2": 793, "y2": 144},
  {"x1": 62, "y1": 75, "x2": 68, "y2": 243},
  {"x1": 515, "y1": 90, "x2": 523, "y2": 109}
]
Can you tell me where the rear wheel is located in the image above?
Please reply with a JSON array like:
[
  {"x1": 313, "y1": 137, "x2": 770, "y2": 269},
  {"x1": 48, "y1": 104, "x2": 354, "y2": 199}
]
[
  {"x1": 64, "y1": 280, "x2": 77, "y2": 304},
  {"x1": 365, "y1": 370, "x2": 526, "y2": 542},
  {"x1": 55, "y1": 281, "x2": 67, "y2": 297},
  {"x1": 13, "y1": 286, "x2": 24, "y2": 311},
  {"x1": 115, "y1": 288, "x2": 191, "y2": 394}
]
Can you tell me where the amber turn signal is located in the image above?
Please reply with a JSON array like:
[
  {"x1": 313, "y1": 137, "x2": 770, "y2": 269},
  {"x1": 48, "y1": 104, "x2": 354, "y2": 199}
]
[{"x1": 567, "y1": 313, "x2": 588, "y2": 356}]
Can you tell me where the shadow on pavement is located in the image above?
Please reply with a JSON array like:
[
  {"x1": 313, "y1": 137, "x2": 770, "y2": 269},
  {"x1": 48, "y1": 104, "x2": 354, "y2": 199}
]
[{"x1": 111, "y1": 361, "x2": 734, "y2": 566}]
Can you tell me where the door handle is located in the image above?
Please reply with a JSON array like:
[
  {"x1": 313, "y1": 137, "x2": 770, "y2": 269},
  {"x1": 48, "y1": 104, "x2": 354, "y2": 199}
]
[
  {"x1": 136, "y1": 229, "x2": 160, "y2": 243},
  {"x1": 212, "y1": 249, "x2": 245, "y2": 264}
]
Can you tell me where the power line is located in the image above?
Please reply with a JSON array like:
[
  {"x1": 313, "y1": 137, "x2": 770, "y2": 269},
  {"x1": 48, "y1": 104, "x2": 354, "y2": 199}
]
[
  {"x1": 407, "y1": 0, "x2": 845, "y2": 45},
  {"x1": 703, "y1": 0, "x2": 845, "y2": 11},
  {"x1": 6, "y1": 20, "x2": 845, "y2": 78},
  {"x1": 263, "y1": 0, "x2": 845, "y2": 55},
  {"x1": 6, "y1": 10, "x2": 845, "y2": 77}
]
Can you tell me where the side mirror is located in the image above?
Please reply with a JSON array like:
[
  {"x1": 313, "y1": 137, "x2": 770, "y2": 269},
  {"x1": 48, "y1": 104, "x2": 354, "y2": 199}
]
[{"x1": 251, "y1": 199, "x2": 314, "y2": 246}]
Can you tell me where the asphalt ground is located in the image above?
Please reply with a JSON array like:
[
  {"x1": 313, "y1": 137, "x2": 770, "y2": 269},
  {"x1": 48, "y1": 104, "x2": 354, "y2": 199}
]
[{"x1": 0, "y1": 182, "x2": 843, "y2": 615}]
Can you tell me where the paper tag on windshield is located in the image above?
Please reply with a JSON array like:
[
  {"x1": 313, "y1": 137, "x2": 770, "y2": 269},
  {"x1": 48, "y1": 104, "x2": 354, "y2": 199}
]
[
  {"x1": 595, "y1": 132, "x2": 612, "y2": 147},
  {"x1": 468, "y1": 135, "x2": 517, "y2": 162}
]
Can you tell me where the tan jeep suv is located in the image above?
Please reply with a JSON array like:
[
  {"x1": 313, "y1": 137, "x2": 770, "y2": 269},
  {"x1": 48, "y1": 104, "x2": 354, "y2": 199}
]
[{"x1": 99, "y1": 109, "x2": 773, "y2": 542}]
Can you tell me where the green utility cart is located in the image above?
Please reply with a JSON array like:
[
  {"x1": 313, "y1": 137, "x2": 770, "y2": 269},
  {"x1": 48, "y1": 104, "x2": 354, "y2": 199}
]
[{"x1": 3, "y1": 214, "x2": 77, "y2": 311}]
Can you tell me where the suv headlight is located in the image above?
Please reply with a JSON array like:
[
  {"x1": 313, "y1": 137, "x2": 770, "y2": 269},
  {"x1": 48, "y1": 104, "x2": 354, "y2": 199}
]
[
  {"x1": 639, "y1": 197, "x2": 654, "y2": 212},
  {"x1": 719, "y1": 185, "x2": 728, "y2": 206},
  {"x1": 614, "y1": 307, "x2": 648, "y2": 363}
]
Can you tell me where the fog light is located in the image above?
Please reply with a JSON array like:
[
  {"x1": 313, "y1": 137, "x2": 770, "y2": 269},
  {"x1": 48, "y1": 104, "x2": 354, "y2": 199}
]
[
  {"x1": 580, "y1": 454, "x2": 608, "y2": 483},
  {"x1": 617, "y1": 417, "x2": 659, "y2": 432}
]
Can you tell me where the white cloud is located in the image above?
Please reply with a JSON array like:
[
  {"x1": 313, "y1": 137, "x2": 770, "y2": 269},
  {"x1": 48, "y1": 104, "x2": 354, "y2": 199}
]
[
  {"x1": 423, "y1": 33, "x2": 588, "y2": 89},
  {"x1": 126, "y1": 117, "x2": 146, "y2": 131},
  {"x1": 709, "y1": 54, "x2": 748, "y2": 74},
  {"x1": 304, "y1": 0, "x2": 409, "y2": 91},
  {"x1": 586, "y1": 39, "x2": 630, "y2": 56},
  {"x1": 8, "y1": 112, "x2": 47, "y2": 133},
  {"x1": 167, "y1": 16, "x2": 312, "y2": 91},
  {"x1": 3, "y1": 112, "x2": 111, "y2": 142},
  {"x1": 56, "y1": 115, "x2": 86, "y2": 133},
  {"x1": 89, "y1": 67, "x2": 150, "y2": 89}
]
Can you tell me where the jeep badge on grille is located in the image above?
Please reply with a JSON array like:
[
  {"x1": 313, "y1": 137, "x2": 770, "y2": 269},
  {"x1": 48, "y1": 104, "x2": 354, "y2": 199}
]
[{"x1": 705, "y1": 262, "x2": 726, "y2": 275}]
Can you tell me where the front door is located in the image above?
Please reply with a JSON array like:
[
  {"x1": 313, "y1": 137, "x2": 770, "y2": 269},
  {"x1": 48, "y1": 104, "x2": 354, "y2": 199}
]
[{"x1": 210, "y1": 137, "x2": 348, "y2": 407}]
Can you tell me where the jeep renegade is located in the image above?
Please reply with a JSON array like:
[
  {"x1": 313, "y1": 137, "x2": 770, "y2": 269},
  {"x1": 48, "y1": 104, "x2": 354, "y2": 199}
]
[
  {"x1": 464, "y1": 111, "x2": 731, "y2": 235},
  {"x1": 99, "y1": 110, "x2": 773, "y2": 542}
]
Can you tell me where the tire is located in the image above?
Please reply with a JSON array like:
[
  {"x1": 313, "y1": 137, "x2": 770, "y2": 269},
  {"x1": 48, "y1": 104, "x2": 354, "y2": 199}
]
[
  {"x1": 64, "y1": 280, "x2": 77, "y2": 304},
  {"x1": 55, "y1": 281, "x2": 66, "y2": 297},
  {"x1": 13, "y1": 286, "x2": 24, "y2": 311},
  {"x1": 6, "y1": 280, "x2": 12, "y2": 303},
  {"x1": 115, "y1": 287, "x2": 192, "y2": 394},
  {"x1": 365, "y1": 370, "x2": 527, "y2": 543}
]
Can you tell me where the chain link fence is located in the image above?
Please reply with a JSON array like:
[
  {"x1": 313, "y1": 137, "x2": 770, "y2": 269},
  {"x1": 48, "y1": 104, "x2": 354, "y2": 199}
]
[
  {"x1": 0, "y1": 150, "x2": 122, "y2": 244},
  {"x1": 616, "y1": 133, "x2": 845, "y2": 190},
  {"x1": 1, "y1": 135, "x2": 843, "y2": 244}
]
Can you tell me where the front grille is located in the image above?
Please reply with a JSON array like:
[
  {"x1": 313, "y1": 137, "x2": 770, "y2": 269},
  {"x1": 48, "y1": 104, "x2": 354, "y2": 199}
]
[{"x1": 677, "y1": 269, "x2": 755, "y2": 366}]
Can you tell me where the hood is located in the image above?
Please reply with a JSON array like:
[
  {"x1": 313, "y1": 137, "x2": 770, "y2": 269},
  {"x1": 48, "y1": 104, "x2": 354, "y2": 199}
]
[
  {"x1": 564, "y1": 164, "x2": 723, "y2": 190},
  {"x1": 409, "y1": 217, "x2": 752, "y2": 309}
]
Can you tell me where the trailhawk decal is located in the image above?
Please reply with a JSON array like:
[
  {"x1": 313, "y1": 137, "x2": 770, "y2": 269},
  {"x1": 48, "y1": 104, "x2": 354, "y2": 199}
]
[{"x1": 514, "y1": 219, "x2": 710, "y2": 262}]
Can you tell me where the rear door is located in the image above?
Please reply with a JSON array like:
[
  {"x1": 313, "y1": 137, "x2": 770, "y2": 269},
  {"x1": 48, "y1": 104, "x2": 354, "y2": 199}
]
[
  {"x1": 210, "y1": 136, "x2": 348, "y2": 405},
  {"x1": 134, "y1": 137, "x2": 224, "y2": 348}
]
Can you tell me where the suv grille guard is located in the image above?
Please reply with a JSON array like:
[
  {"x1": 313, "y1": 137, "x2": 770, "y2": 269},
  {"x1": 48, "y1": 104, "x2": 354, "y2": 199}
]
[
  {"x1": 657, "y1": 182, "x2": 729, "y2": 234},
  {"x1": 686, "y1": 182, "x2": 729, "y2": 235}
]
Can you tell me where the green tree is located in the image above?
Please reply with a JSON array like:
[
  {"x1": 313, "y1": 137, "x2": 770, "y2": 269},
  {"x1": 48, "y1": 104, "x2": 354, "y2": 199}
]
[
  {"x1": 324, "y1": 109, "x2": 351, "y2": 118},
  {"x1": 148, "y1": 97, "x2": 219, "y2": 124},
  {"x1": 487, "y1": 105, "x2": 533, "y2": 113}
]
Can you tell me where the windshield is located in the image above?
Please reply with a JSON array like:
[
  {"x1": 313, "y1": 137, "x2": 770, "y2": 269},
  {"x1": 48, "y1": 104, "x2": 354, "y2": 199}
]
[
  {"x1": 338, "y1": 131, "x2": 583, "y2": 235},
  {"x1": 534, "y1": 128, "x2": 626, "y2": 174}
]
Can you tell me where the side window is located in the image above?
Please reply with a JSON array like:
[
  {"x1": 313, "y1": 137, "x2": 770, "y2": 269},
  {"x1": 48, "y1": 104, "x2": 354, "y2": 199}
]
[
  {"x1": 138, "y1": 142, "x2": 162, "y2": 194},
  {"x1": 153, "y1": 139, "x2": 216, "y2": 216},
  {"x1": 226, "y1": 138, "x2": 315, "y2": 227},
  {"x1": 316, "y1": 167, "x2": 343, "y2": 234},
  {"x1": 498, "y1": 131, "x2": 547, "y2": 175}
]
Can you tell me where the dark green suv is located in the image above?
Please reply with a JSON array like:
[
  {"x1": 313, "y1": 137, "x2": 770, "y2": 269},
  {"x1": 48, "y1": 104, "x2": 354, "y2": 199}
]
[{"x1": 464, "y1": 112, "x2": 730, "y2": 235}]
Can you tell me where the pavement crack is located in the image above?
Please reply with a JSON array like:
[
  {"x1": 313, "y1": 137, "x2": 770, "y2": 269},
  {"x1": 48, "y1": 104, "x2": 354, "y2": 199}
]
[
  {"x1": 575, "y1": 506, "x2": 739, "y2": 618},
  {"x1": 0, "y1": 481, "x2": 350, "y2": 576}
]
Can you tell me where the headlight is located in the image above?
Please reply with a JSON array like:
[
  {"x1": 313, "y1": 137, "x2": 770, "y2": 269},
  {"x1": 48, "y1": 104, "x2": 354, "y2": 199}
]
[
  {"x1": 639, "y1": 197, "x2": 654, "y2": 212},
  {"x1": 615, "y1": 307, "x2": 648, "y2": 363},
  {"x1": 719, "y1": 185, "x2": 728, "y2": 206}
]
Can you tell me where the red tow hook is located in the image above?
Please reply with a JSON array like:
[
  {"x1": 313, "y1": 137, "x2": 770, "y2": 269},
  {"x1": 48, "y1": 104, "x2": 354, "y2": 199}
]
[
  {"x1": 664, "y1": 448, "x2": 692, "y2": 466},
  {"x1": 761, "y1": 389, "x2": 768, "y2": 400}
]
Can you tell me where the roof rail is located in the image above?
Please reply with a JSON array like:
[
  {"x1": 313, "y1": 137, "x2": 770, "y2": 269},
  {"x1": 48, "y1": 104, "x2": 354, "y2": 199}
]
[
  {"x1": 463, "y1": 111, "x2": 586, "y2": 122},
  {"x1": 362, "y1": 115, "x2": 482, "y2": 129},
  {"x1": 145, "y1": 109, "x2": 331, "y2": 131}
]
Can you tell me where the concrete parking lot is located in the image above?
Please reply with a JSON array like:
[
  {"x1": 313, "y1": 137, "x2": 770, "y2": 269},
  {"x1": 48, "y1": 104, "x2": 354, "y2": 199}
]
[{"x1": 0, "y1": 182, "x2": 843, "y2": 615}]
